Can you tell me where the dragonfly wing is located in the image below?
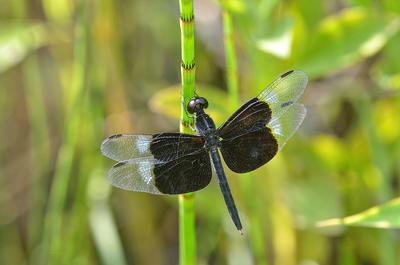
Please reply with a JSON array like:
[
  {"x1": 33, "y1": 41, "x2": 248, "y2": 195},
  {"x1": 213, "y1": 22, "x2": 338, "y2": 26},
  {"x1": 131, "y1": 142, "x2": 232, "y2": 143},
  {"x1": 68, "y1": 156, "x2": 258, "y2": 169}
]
[{"x1": 103, "y1": 133, "x2": 213, "y2": 194}]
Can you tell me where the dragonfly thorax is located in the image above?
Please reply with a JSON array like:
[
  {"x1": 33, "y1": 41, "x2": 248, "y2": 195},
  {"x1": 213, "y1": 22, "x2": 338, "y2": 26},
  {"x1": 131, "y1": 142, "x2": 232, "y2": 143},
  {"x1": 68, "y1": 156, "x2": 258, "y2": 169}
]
[{"x1": 193, "y1": 109, "x2": 221, "y2": 150}]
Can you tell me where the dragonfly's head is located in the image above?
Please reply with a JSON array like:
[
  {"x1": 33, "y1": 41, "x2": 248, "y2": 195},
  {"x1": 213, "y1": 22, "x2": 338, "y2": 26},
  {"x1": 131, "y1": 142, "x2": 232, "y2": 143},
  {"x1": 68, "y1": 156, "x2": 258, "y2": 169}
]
[{"x1": 187, "y1": 96, "x2": 209, "y2": 114}]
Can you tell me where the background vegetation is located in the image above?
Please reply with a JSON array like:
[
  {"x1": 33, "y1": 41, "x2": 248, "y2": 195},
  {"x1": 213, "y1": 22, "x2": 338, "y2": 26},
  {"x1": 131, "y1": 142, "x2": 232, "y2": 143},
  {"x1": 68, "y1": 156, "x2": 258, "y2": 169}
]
[{"x1": 1, "y1": 0, "x2": 400, "y2": 264}]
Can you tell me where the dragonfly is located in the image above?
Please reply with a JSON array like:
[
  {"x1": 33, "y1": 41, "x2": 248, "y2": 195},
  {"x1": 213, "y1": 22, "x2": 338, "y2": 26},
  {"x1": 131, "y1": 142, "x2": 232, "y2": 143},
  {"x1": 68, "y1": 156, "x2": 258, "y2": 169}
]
[{"x1": 101, "y1": 69, "x2": 308, "y2": 235}]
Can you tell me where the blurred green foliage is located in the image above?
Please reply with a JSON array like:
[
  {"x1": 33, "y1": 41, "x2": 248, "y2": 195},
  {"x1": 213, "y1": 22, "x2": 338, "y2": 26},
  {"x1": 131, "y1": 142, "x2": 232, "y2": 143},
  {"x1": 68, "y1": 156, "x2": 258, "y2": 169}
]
[{"x1": 1, "y1": 0, "x2": 400, "y2": 264}]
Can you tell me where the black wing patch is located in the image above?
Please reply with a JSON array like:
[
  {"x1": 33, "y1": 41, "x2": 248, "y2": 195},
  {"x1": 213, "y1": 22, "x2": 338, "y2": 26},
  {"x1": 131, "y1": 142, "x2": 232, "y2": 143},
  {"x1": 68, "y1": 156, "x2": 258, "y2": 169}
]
[
  {"x1": 220, "y1": 127, "x2": 278, "y2": 173},
  {"x1": 153, "y1": 148, "x2": 212, "y2": 194}
]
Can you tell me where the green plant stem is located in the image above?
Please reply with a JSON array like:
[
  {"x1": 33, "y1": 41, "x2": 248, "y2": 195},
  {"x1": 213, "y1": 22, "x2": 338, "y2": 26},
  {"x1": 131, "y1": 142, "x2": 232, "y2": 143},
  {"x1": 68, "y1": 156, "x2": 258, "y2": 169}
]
[
  {"x1": 179, "y1": 0, "x2": 197, "y2": 264},
  {"x1": 23, "y1": 52, "x2": 50, "y2": 256},
  {"x1": 221, "y1": 6, "x2": 238, "y2": 110},
  {"x1": 179, "y1": 0, "x2": 196, "y2": 117},
  {"x1": 179, "y1": 193, "x2": 196, "y2": 265},
  {"x1": 221, "y1": 3, "x2": 269, "y2": 264},
  {"x1": 41, "y1": 1, "x2": 87, "y2": 264}
]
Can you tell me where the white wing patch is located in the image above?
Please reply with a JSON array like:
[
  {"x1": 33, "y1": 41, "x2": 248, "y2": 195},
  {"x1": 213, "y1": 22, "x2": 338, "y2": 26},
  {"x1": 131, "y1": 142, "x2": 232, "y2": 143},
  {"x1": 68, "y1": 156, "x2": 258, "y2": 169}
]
[{"x1": 107, "y1": 158, "x2": 163, "y2": 195}]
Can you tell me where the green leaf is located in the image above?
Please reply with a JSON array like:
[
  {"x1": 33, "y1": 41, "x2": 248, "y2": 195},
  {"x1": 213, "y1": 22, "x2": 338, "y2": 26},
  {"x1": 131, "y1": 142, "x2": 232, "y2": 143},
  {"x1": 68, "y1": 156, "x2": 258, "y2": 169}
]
[
  {"x1": 219, "y1": 0, "x2": 247, "y2": 13},
  {"x1": 256, "y1": 17, "x2": 294, "y2": 59},
  {"x1": 317, "y1": 197, "x2": 400, "y2": 228},
  {"x1": 373, "y1": 33, "x2": 400, "y2": 90},
  {"x1": 0, "y1": 22, "x2": 70, "y2": 73},
  {"x1": 295, "y1": 7, "x2": 400, "y2": 78}
]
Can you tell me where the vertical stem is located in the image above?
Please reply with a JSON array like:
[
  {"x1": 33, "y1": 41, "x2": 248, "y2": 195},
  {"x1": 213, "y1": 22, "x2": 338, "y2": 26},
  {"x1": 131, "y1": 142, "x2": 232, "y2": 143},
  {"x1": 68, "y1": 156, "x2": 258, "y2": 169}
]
[
  {"x1": 179, "y1": 193, "x2": 196, "y2": 265},
  {"x1": 41, "y1": 0, "x2": 87, "y2": 264},
  {"x1": 221, "y1": 2, "x2": 270, "y2": 264},
  {"x1": 180, "y1": 0, "x2": 196, "y2": 127},
  {"x1": 179, "y1": 0, "x2": 197, "y2": 264},
  {"x1": 221, "y1": 5, "x2": 239, "y2": 112},
  {"x1": 23, "y1": 52, "x2": 51, "y2": 257}
]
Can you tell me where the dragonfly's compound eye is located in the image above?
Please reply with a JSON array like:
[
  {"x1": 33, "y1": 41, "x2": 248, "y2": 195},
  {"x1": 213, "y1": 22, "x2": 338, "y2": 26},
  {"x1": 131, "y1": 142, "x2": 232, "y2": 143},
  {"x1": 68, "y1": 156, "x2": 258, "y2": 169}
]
[{"x1": 187, "y1": 97, "x2": 209, "y2": 114}]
